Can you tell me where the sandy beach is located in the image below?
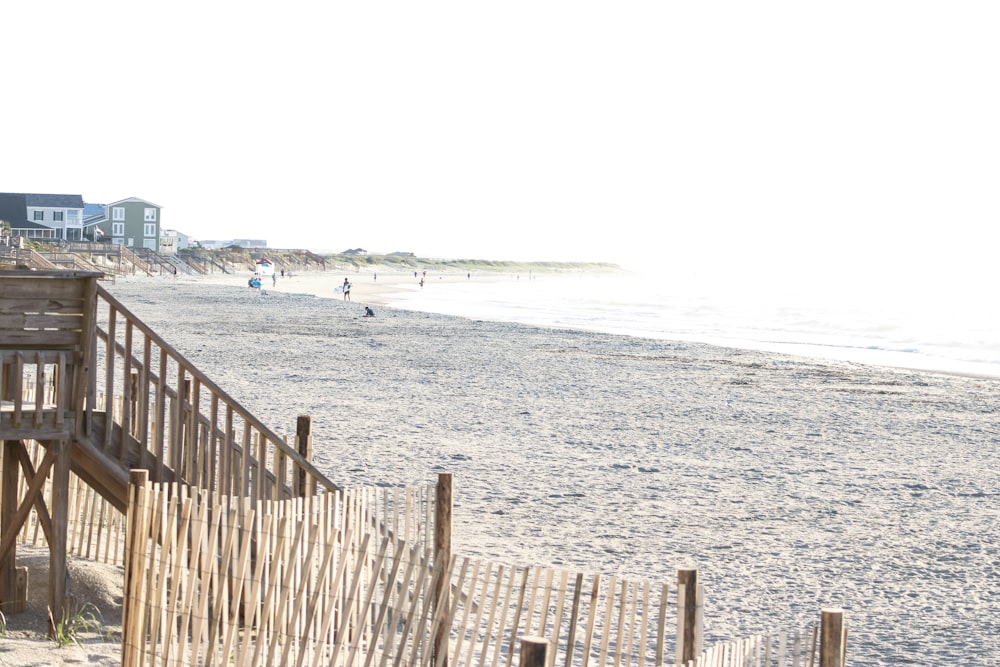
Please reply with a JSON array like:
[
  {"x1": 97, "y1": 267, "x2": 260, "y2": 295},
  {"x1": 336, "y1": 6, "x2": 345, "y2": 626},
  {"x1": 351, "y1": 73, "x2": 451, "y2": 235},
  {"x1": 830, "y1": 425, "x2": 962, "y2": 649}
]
[{"x1": 3, "y1": 269, "x2": 997, "y2": 666}]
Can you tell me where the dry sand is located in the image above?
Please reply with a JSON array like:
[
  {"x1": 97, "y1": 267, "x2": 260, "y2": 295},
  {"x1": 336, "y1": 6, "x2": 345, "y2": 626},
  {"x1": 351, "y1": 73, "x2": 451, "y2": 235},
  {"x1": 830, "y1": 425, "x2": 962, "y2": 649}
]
[
  {"x1": 0, "y1": 546, "x2": 121, "y2": 665},
  {"x1": 4, "y1": 269, "x2": 997, "y2": 666}
]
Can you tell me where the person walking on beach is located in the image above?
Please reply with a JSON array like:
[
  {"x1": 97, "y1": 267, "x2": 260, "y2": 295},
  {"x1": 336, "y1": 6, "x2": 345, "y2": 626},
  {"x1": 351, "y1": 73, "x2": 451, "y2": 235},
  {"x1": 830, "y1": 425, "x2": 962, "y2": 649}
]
[{"x1": 343, "y1": 278, "x2": 352, "y2": 301}]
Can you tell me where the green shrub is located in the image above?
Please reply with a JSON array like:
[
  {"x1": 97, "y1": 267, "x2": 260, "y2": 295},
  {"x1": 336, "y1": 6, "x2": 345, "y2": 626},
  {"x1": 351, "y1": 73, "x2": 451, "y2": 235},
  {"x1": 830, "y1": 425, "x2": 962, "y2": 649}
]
[{"x1": 49, "y1": 602, "x2": 106, "y2": 648}]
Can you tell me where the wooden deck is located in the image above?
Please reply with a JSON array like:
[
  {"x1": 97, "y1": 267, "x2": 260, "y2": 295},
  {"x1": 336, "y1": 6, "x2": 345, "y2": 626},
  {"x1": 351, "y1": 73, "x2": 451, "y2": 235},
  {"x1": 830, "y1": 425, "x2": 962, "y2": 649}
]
[{"x1": 0, "y1": 269, "x2": 339, "y2": 628}]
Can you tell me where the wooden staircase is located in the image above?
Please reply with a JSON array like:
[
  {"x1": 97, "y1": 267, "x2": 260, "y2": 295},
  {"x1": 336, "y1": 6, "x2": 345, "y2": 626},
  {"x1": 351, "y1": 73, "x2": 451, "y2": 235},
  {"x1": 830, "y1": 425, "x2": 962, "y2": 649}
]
[{"x1": 0, "y1": 270, "x2": 339, "y2": 623}]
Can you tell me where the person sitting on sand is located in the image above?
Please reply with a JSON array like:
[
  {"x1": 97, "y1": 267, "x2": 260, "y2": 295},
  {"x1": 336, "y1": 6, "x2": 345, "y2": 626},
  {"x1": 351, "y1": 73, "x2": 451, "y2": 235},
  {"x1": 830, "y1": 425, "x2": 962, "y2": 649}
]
[{"x1": 363, "y1": 306, "x2": 375, "y2": 317}]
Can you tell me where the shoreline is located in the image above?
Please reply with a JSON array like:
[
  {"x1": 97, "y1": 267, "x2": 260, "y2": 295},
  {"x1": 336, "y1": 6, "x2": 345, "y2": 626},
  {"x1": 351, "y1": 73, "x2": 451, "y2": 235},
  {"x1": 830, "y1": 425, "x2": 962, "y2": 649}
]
[
  {"x1": 147, "y1": 268, "x2": 1000, "y2": 383},
  {"x1": 187, "y1": 265, "x2": 505, "y2": 307}
]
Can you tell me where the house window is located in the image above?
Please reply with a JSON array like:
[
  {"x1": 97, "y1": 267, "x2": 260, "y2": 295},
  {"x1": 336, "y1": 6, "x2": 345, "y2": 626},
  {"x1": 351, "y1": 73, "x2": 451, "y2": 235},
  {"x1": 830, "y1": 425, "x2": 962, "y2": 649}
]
[
  {"x1": 53, "y1": 211, "x2": 64, "y2": 222},
  {"x1": 112, "y1": 222, "x2": 124, "y2": 236},
  {"x1": 144, "y1": 223, "x2": 156, "y2": 237},
  {"x1": 144, "y1": 208, "x2": 157, "y2": 222},
  {"x1": 113, "y1": 207, "x2": 125, "y2": 221},
  {"x1": 33, "y1": 211, "x2": 44, "y2": 221}
]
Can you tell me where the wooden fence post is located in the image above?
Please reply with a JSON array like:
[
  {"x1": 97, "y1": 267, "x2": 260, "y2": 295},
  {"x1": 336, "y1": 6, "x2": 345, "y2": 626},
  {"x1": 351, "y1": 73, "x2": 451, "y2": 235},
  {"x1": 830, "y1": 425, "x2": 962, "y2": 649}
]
[
  {"x1": 676, "y1": 568, "x2": 702, "y2": 664},
  {"x1": 820, "y1": 608, "x2": 846, "y2": 667},
  {"x1": 520, "y1": 636, "x2": 548, "y2": 667},
  {"x1": 295, "y1": 415, "x2": 313, "y2": 497},
  {"x1": 433, "y1": 473, "x2": 453, "y2": 667},
  {"x1": 122, "y1": 469, "x2": 149, "y2": 667}
]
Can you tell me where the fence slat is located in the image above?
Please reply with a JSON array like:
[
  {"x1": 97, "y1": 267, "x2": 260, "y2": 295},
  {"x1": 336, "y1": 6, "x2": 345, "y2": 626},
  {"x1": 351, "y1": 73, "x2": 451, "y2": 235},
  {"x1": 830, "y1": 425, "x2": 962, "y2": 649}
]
[{"x1": 117, "y1": 480, "x2": 822, "y2": 667}]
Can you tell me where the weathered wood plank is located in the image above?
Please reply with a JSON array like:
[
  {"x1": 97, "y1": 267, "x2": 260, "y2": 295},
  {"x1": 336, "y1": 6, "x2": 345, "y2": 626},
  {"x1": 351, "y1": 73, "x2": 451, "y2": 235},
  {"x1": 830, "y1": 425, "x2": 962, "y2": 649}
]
[
  {"x1": 0, "y1": 280, "x2": 86, "y2": 300},
  {"x1": 0, "y1": 297, "x2": 86, "y2": 315},
  {"x1": 0, "y1": 330, "x2": 82, "y2": 347},
  {"x1": 0, "y1": 313, "x2": 84, "y2": 331},
  {"x1": 0, "y1": 349, "x2": 73, "y2": 364},
  {"x1": 0, "y1": 416, "x2": 74, "y2": 441}
]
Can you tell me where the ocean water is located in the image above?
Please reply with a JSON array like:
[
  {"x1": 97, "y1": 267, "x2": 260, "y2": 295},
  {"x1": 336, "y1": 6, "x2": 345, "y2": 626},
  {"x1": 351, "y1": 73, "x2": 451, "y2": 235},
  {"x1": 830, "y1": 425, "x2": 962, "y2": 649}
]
[{"x1": 382, "y1": 269, "x2": 1000, "y2": 379}]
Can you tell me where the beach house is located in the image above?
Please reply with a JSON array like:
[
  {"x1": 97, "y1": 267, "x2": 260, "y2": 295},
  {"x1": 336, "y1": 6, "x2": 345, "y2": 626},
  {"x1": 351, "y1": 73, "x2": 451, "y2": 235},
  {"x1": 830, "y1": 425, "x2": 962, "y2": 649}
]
[
  {"x1": 160, "y1": 228, "x2": 192, "y2": 253},
  {"x1": 83, "y1": 197, "x2": 163, "y2": 249},
  {"x1": 0, "y1": 192, "x2": 86, "y2": 241}
]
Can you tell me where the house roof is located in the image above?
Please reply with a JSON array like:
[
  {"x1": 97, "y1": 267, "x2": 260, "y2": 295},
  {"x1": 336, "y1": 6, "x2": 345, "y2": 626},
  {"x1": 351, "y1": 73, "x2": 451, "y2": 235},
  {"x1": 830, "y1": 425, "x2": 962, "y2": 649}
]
[
  {"x1": 8, "y1": 220, "x2": 54, "y2": 231},
  {"x1": 0, "y1": 193, "x2": 29, "y2": 225},
  {"x1": 0, "y1": 192, "x2": 86, "y2": 228},
  {"x1": 107, "y1": 197, "x2": 163, "y2": 209},
  {"x1": 24, "y1": 193, "x2": 85, "y2": 208},
  {"x1": 83, "y1": 203, "x2": 107, "y2": 226}
]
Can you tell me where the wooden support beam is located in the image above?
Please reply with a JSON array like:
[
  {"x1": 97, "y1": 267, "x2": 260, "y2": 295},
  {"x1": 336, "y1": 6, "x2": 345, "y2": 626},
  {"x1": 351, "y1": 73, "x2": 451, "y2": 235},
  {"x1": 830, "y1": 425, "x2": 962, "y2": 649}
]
[
  {"x1": 49, "y1": 439, "x2": 70, "y2": 626},
  {"x1": 0, "y1": 445, "x2": 56, "y2": 568},
  {"x1": 12, "y1": 566, "x2": 27, "y2": 614},
  {"x1": 0, "y1": 440, "x2": 20, "y2": 610},
  {"x1": 78, "y1": 276, "x2": 98, "y2": 440},
  {"x1": 15, "y1": 443, "x2": 54, "y2": 547}
]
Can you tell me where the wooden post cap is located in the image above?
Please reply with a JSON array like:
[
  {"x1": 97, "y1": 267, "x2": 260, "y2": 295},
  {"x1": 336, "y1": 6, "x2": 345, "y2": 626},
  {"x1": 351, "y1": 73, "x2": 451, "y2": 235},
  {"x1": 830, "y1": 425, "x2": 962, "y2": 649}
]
[{"x1": 520, "y1": 636, "x2": 549, "y2": 667}]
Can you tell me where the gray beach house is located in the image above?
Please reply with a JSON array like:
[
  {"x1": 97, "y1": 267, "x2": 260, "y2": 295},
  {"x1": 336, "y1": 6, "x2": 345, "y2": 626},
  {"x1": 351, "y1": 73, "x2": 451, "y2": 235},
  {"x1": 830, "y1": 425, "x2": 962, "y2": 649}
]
[{"x1": 82, "y1": 197, "x2": 163, "y2": 249}]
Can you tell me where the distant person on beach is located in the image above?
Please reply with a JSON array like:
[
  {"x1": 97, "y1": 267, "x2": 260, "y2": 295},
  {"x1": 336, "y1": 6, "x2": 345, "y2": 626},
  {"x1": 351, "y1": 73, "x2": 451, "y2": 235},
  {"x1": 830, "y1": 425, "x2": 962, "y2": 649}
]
[
  {"x1": 281, "y1": 269, "x2": 285, "y2": 277},
  {"x1": 272, "y1": 273, "x2": 276, "y2": 286},
  {"x1": 363, "y1": 306, "x2": 375, "y2": 317},
  {"x1": 419, "y1": 279, "x2": 424, "y2": 288},
  {"x1": 343, "y1": 278, "x2": 352, "y2": 301}
]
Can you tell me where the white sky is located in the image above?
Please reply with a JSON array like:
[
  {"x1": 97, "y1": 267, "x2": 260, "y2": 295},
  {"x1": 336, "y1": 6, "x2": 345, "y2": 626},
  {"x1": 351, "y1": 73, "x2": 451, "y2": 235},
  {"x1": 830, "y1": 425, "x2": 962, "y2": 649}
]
[{"x1": 2, "y1": 2, "x2": 998, "y2": 282}]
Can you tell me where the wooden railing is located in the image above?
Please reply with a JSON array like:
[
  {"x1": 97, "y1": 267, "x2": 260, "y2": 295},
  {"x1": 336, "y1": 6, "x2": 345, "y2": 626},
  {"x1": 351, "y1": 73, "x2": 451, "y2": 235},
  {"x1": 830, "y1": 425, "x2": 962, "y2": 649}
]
[
  {"x1": 0, "y1": 350, "x2": 75, "y2": 440},
  {"x1": 89, "y1": 284, "x2": 339, "y2": 504},
  {"x1": 38, "y1": 251, "x2": 108, "y2": 274},
  {"x1": 116, "y1": 246, "x2": 155, "y2": 276},
  {"x1": 13, "y1": 249, "x2": 60, "y2": 270}
]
